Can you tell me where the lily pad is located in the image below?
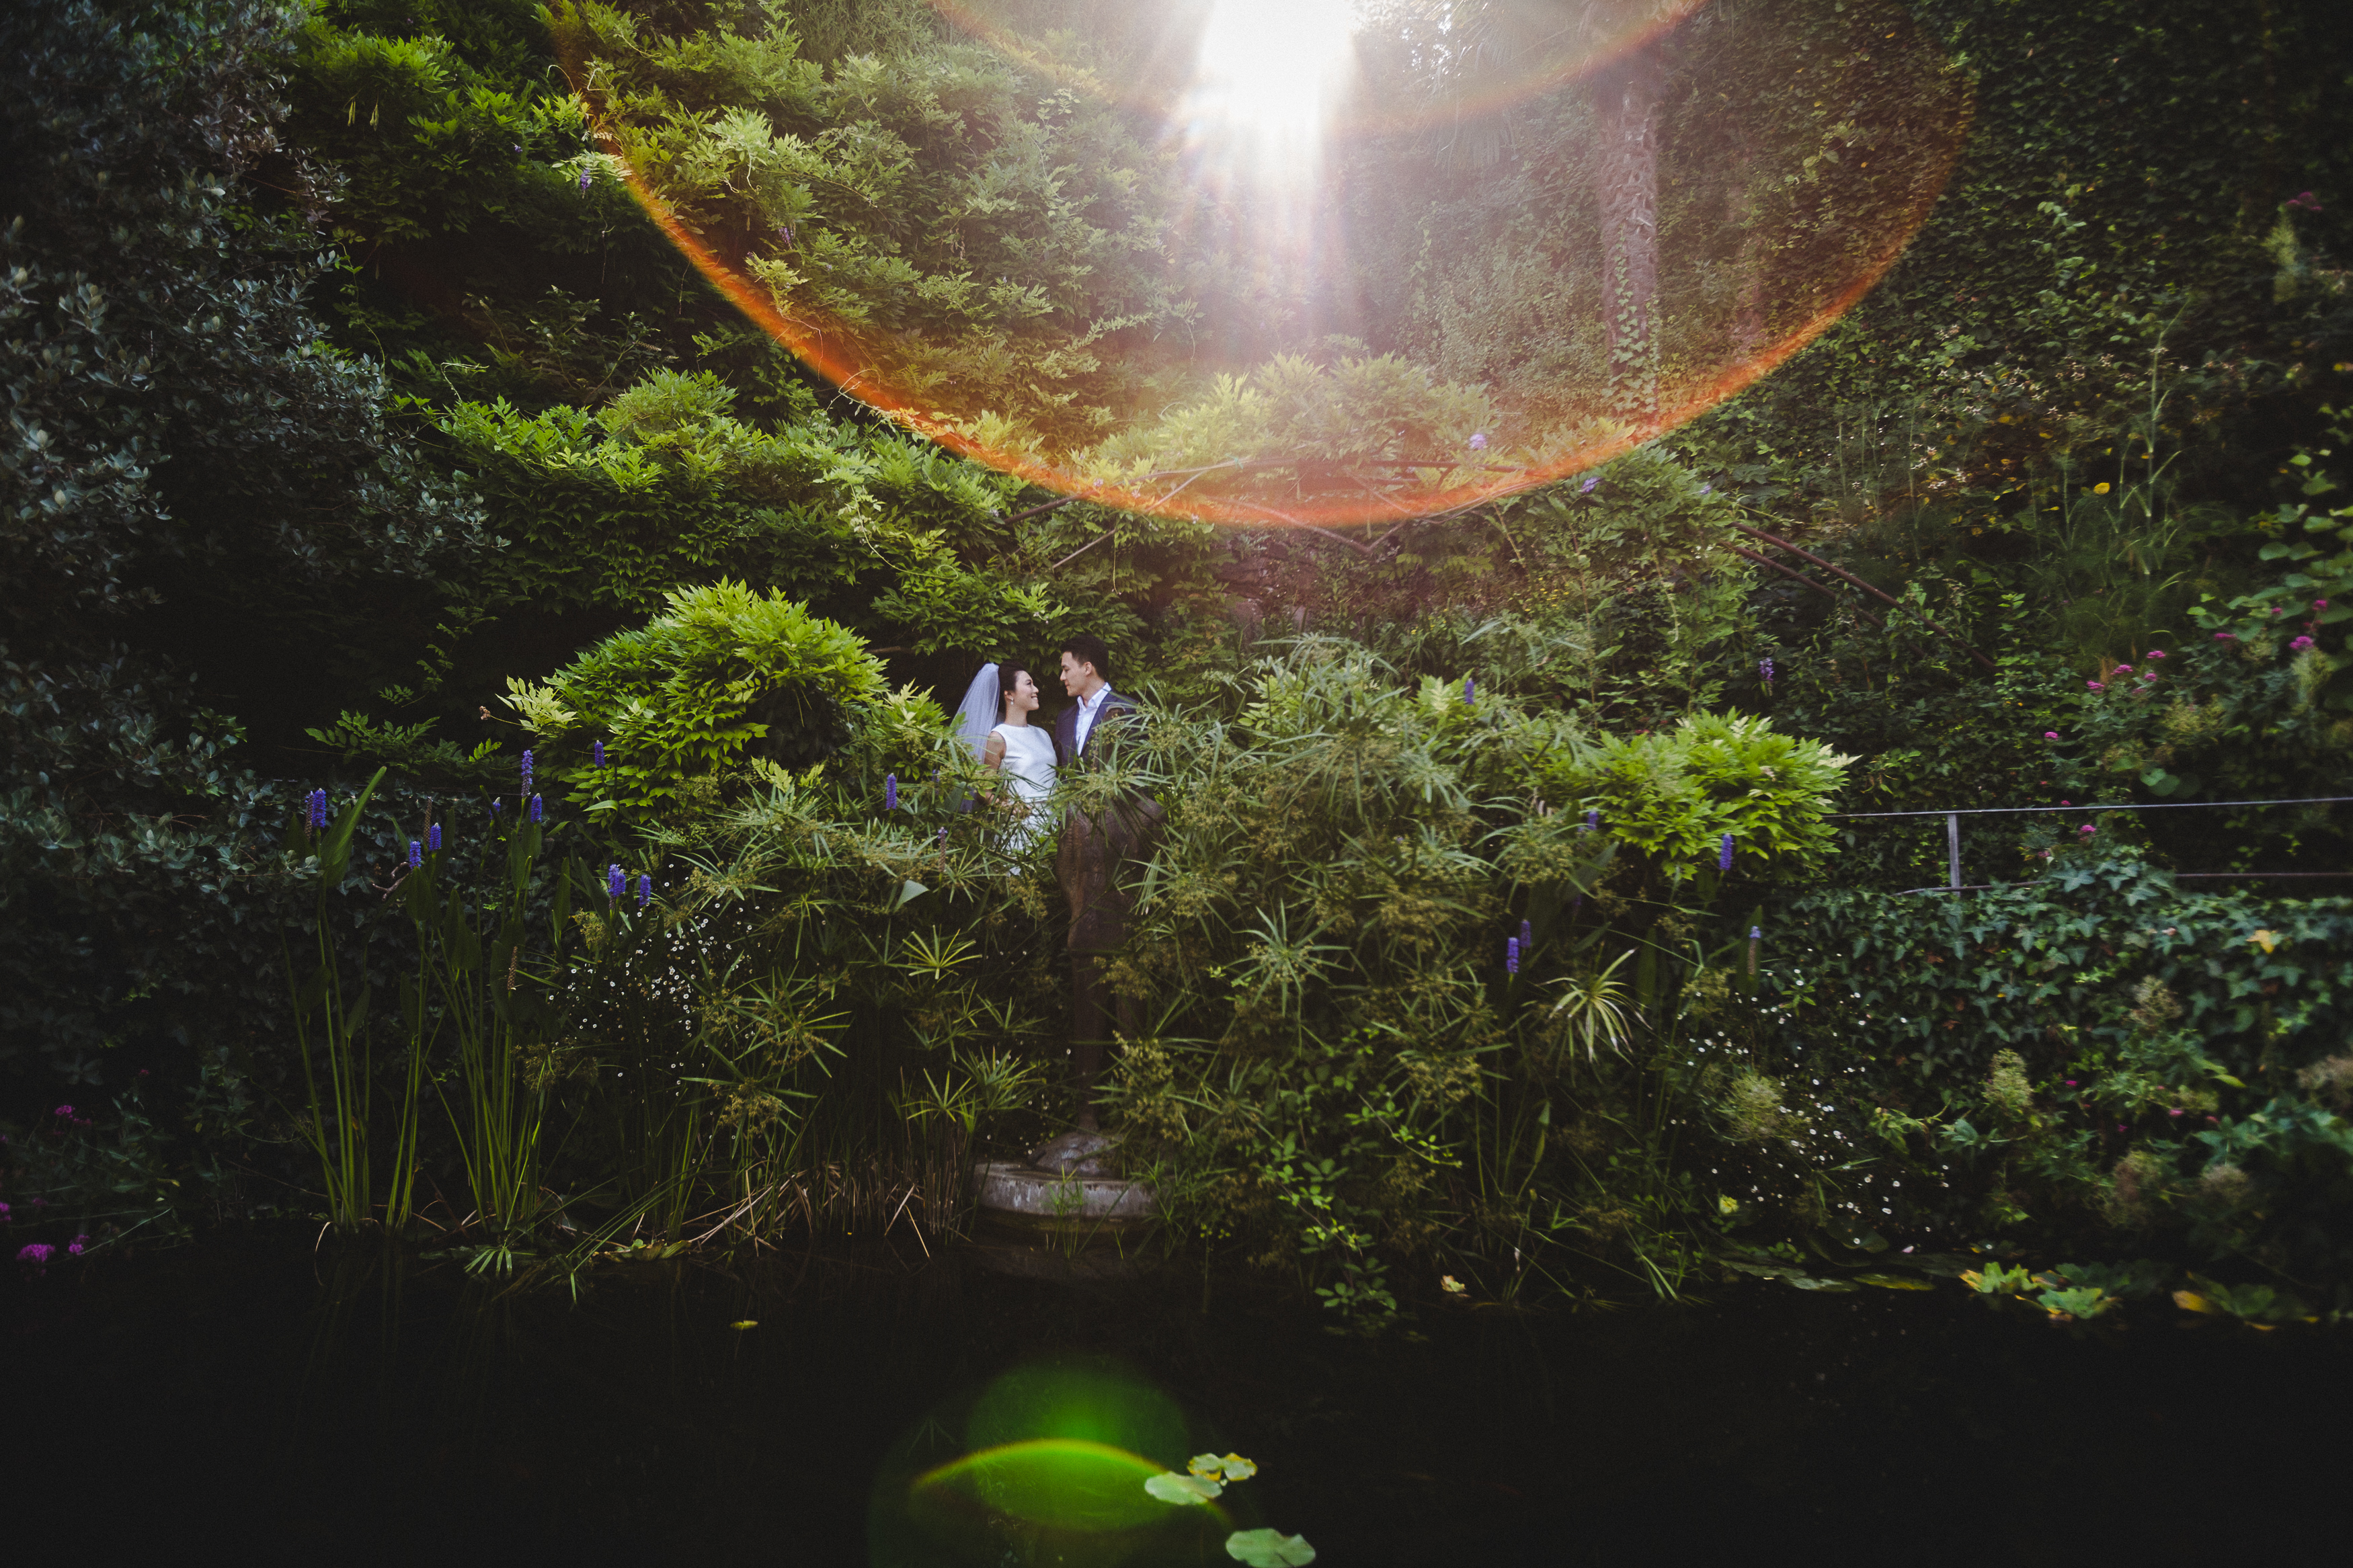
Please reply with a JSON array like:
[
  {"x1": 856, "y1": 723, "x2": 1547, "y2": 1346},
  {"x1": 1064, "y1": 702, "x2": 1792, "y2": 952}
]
[
  {"x1": 1784, "y1": 1276, "x2": 1860, "y2": 1292},
  {"x1": 1226, "y1": 1528, "x2": 1318, "y2": 1566},
  {"x1": 1190, "y1": 1452, "x2": 1257, "y2": 1482},
  {"x1": 1146, "y1": 1472, "x2": 1222, "y2": 1505},
  {"x1": 1852, "y1": 1272, "x2": 1939, "y2": 1291},
  {"x1": 1831, "y1": 1224, "x2": 1890, "y2": 1253},
  {"x1": 1888, "y1": 1251, "x2": 1972, "y2": 1277},
  {"x1": 1724, "y1": 1259, "x2": 1812, "y2": 1280}
]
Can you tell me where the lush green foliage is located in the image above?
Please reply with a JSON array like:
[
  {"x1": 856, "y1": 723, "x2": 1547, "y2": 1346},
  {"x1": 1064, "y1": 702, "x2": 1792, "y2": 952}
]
[
  {"x1": 8, "y1": 0, "x2": 2353, "y2": 1331},
  {"x1": 1741, "y1": 862, "x2": 2353, "y2": 1283}
]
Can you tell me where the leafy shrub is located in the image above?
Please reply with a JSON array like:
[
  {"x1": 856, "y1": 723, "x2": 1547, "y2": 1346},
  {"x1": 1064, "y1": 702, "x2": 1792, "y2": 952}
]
[
  {"x1": 1101, "y1": 643, "x2": 1853, "y2": 1325},
  {"x1": 505, "y1": 581, "x2": 894, "y2": 831}
]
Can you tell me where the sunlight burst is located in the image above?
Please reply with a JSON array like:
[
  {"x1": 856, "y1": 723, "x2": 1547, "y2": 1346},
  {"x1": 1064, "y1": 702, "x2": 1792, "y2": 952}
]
[{"x1": 1183, "y1": 0, "x2": 1361, "y2": 179}]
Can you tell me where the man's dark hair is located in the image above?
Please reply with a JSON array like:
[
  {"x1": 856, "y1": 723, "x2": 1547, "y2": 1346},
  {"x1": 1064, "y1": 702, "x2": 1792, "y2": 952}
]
[{"x1": 1060, "y1": 633, "x2": 1113, "y2": 688}]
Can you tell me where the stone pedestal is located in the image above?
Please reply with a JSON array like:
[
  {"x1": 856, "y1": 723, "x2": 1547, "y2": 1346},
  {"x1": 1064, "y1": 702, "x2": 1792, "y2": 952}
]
[{"x1": 973, "y1": 1131, "x2": 1155, "y2": 1235}]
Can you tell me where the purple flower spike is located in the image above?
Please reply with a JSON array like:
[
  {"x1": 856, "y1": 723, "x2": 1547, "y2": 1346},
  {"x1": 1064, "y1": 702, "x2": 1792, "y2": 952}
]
[
  {"x1": 1698, "y1": 483, "x2": 1712, "y2": 496},
  {"x1": 1580, "y1": 475, "x2": 1599, "y2": 493},
  {"x1": 1506, "y1": 937, "x2": 1520, "y2": 975},
  {"x1": 1749, "y1": 925, "x2": 1762, "y2": 941},
  {"x1": 608, "y1": 864, "x2": 625, "y2": 899},
  {"x1": 578, "y1": 165, "x2": 592, "y2": 194},
  {"x1": 491, "y1": 798, "x2": 503, "y2": 815},
  {"x1": 428, "y1": 823, "x2": 441, "y2": 852},
  {"x1": 1464, "y1": 675, "x2": 1476, "y2": 705},
  {"x1": 1759, "y1": 657, "x2": 1775, "y2": 683},
  {"x1": 408, "y1": 840, "x2": 422, "y2": 869},
  {"x1": 1468, "y1": 431, "x2": 1488, "y2": 451},
  {"x1": 309, "y1": 788, "x2": 328, "y2": 829},
  {"x1": 885, "y1": 773, "x2": 899, "y2": 811},
  {"x1": 529, "y1": 794, "x2": 543, "y2": 825},
  {"x1": 637, "y1": 874, "x2": 652, "y2": 908},
  {"x1": 593, "y1": 739, "x2": 606, "y2": 768},
  {"x1": 1584, "y1": 809, "x2": 1598, "y2": 833},
  {"x1": 1718, "y1": 832, "x2": 1734, "y2": 872},
  {"x1": 1520, "y1": 919, "x2": 1533, "y2": 952},
  {"x1": 521, "y1": 749, "x2": 534, "y2": 789}
]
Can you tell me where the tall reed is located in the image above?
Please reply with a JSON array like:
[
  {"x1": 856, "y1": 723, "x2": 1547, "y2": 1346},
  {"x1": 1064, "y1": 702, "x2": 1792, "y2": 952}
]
[{"x1": 285, "y1": 768, "x2": 400, "y2": 1233}]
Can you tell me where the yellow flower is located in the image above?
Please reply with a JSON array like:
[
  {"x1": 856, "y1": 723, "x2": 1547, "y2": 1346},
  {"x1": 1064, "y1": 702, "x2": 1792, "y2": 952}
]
[
  {"x1": 2249, "y1": 930, "x2": 2281, "y2": 954},
  {"x1": 2092, "y1": 482, "x2": 2111, "y2": 494}
]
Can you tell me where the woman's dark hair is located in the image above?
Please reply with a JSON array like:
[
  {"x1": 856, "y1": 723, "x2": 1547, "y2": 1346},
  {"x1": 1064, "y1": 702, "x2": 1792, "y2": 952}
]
[
  {"x1": 997, "y1": 662, "x2": 1032, "y2": 715},
  {"x1": 1058, "y1": 633, "x2": 1113, "y2": 687}
]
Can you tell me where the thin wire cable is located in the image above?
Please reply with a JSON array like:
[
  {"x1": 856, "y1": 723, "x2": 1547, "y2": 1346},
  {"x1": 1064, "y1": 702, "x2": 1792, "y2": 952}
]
[{"x1": 1831, "y1": 795, "x2": 2353, "y2": 821}]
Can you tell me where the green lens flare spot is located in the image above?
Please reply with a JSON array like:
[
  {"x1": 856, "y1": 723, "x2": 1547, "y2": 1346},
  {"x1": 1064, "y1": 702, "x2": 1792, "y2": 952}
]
[{"x1": 913, "y1": 1438, "x2": 1189, "y2": 1532}]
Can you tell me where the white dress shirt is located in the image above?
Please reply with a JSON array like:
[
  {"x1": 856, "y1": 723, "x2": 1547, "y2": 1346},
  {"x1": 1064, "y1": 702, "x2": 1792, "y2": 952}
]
[{"x1": 1072, "y1": 685, "x2": 1112, "y2": 754}]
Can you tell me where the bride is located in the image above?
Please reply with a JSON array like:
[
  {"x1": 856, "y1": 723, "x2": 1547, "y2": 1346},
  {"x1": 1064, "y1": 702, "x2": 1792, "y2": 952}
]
[{"x1": 953, "y1": 661, "x2": 1055, "y2": 852}]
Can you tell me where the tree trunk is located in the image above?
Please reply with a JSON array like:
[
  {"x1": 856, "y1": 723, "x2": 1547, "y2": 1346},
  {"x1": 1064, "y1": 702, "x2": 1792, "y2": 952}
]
[{"x1": 1595, "y1": 51, "x2": 1662, "y2": 425}]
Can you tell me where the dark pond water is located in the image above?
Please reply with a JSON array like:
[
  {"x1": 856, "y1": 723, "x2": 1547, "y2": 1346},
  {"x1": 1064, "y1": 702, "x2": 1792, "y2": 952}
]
[{"x1": 9, "y1": 1230, "x2": 2348, "y2": 1565}]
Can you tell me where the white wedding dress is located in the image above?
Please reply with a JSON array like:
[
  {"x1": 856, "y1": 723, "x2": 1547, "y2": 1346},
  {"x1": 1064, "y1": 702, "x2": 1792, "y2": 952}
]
[{"x1": 988, "y1": 723, "x2": 1058, "y2": 853}]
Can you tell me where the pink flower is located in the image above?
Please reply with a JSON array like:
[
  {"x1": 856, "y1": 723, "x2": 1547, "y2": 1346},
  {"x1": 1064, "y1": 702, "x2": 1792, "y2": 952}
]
[
  {"x1": 2114, "y1": 665, "x2": 2133, "y2": 675},
  {"x1": 2079, "y1": 824, "x2": 2096, "y2": 835},
  {"x1": 2317, "y1": 599, "x2": 2331, "y2": 612},
  {"x1": 53, "y1": 1104, "x2": 73, "y2": 1118},
  {"x1": 2044, "y1": 731, "x2": 2059, "y2": 740},
  {"x1": 16, "y1": 1243, "x2": 53, "y2": 1265},
  {"x1": 2086, "y1": 680, "x2": 2105, "y2": 691},
  {"x1": 2146, "y1": 649, "x2": 2167, "y2": 660},
  {"x1": 2214, "y1": 631, "x2": 2235, "y2": 641},
  {"x1": 2291, "y1": 635, "x2": 2315, "y2": 652}
]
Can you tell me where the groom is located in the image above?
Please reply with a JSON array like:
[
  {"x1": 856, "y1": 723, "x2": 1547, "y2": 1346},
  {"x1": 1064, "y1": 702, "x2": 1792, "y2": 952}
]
[
  {"x1": 1051, "y1": 632, "x2": 1133, "y2": 769},
  {"x1": 1050, "y1": 633, "x2": 1154, "y2": 1138}
]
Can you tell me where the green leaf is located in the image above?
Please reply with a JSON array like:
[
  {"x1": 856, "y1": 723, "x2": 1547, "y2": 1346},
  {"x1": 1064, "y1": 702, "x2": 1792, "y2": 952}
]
[
  {"x1": 1853, "y1": 1272, "x2": 1938, "y2": 1291},
  {"x1": 1146, "y1": 1473, "x2": 1222, "y2": 1505},
  {"x1": 1226, "y1": 1528, "x2": 1318, "y2": 1566},
  {"x1": 1190, "y1": 1452, "x2": 1258, "y2": 1482}
]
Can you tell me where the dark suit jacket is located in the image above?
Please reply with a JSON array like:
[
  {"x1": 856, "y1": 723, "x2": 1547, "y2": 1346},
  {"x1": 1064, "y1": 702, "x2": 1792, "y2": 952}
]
[{"x1": 1051, "y1": 687, "x2": 1134, "y2": 770}]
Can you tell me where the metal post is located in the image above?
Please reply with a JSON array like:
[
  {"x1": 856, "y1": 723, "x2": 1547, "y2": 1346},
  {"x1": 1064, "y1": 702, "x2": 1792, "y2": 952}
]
[{"x1": 1947, "y1": 813, "x2": 1962, "y2": 891}]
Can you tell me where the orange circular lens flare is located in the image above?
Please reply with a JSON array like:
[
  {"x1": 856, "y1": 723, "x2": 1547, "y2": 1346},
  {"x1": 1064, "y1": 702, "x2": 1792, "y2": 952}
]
[{"x1": 553, "y1": 0, "x2": 1968, "y2": 529}]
